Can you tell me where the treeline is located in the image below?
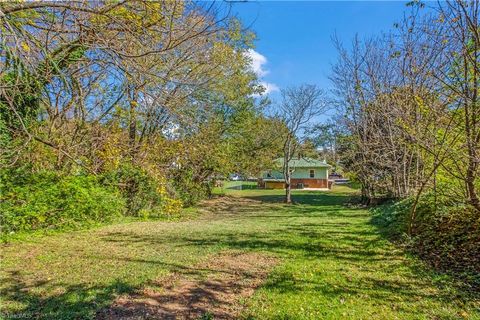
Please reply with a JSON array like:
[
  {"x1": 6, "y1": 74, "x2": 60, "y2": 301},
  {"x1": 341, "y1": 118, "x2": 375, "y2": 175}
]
[
  {"x1": 332, "y1": 1, "x2": 480, "y2": 280},
  {"x1": 0, "y1": 1, "x2": 283, "y2": 234}
]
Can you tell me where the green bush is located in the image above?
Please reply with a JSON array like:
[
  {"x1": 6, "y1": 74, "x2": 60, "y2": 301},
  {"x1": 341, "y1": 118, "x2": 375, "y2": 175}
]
[
  {"x1": 100, "y1": 164, "x2": 163, "y2": 216},
  {"x1": 0, "y1": 168, "x2": 125, "y2": 234},
  {"x1": 171, "y1": 168, "x2": 212, "y2": 206}
]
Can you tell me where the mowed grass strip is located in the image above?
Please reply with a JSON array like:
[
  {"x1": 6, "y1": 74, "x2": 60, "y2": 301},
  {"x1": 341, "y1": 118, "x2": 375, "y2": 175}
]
[{"x1": 1, "y1": 184, "x2": 479, "y2": 319}]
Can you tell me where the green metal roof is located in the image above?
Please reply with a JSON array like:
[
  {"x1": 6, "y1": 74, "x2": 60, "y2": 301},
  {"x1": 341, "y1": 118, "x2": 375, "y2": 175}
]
[{"x1": 274, "y1": 157, "x2": 331, "y2": 168}]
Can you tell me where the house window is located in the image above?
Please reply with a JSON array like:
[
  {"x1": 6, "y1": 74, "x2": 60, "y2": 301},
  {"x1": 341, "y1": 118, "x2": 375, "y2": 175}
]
[{"x1": 309, "y1": 169, "x2": 315, "y2": 178}]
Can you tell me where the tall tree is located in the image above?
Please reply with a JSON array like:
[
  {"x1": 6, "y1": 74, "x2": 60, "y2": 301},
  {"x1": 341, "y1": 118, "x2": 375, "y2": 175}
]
[
  {"x1": 278, "y1": 84, "x2": 327, "y2": 203},
  {"x1": 331, "y1": 0, "x2": 480, "y2": 231}
]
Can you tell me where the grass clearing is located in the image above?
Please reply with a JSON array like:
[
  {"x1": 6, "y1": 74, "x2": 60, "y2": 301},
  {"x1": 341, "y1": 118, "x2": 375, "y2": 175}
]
[{"x1": 1, "y1": 184, "x2": 479, "y2": 319}]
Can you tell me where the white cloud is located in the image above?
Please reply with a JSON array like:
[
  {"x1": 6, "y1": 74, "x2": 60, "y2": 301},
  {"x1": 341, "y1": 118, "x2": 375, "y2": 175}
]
[
  {"x1": 261, "y1": 81, "x2": 279, "y2": 94},
  {"x1": 245, "y1": 49, "x2": 279, "y2": 96},
  {"x1": 246, "y1": 49, "x2": 269, "y2": 77}
]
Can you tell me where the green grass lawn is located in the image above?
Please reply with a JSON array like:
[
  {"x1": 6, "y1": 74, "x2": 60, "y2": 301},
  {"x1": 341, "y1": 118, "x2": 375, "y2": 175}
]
[{"x1": 1, "y1": 184, "x2": 479, "y2": 319}]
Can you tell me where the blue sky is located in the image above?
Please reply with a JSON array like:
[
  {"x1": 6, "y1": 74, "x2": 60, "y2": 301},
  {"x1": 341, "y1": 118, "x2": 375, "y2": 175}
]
[{"x1": 231, "y1": 1, "x2": 411, "y2": 103}]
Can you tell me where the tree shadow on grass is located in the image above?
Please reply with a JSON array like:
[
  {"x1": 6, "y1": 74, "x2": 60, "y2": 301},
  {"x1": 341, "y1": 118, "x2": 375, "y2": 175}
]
[
  {"x1": 258, "y1": 267, "x2": 459, "y2": 317},
  {"x1": 96, "y1": 191, "x2": 479, "y2": 315},
  {"x1": 0, "y1": 259, "x2": 251, "y2": 320},
  {"x1": 3, "y1": 190, "x2": 478, "y2": 318},
  {"x1": 0, "y1": 271, "x2": 133, "y2": 320},
  {"x1": 94, "y1": 227, "x2": 472, "y2": 316},
  {"x1": 243, "y1": 192, "x2": 351, "y2": 206},
  {"x1": 95, "y1": 252, "x2": 277, "y2": 320}
]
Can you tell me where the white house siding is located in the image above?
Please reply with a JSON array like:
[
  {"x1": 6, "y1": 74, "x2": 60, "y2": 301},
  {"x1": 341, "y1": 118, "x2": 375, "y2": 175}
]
[{"x1": 290, "y1": 167, "x2": 328, "y2": 179}]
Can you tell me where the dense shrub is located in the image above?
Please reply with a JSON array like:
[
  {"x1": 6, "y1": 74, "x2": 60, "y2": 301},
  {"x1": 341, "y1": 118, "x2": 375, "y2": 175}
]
[
  {"x1": 0, "y1": 164, "x2": 189, "y2": 236},
  {"x1": 0, "y1": 168, "x2": 125, "y2": 234},
  {"x1": 171, "y1": 168, "x2": 212, "y2": 206},
  {"x1": 372, "y1": 194, "x2": 480, "y2": 287},
  {"x1": 99, "y1": 164, "x2": 183, "y2": 217},
  {"x1": 100, "y1": 164, "x2": 164, "y2": 216}
]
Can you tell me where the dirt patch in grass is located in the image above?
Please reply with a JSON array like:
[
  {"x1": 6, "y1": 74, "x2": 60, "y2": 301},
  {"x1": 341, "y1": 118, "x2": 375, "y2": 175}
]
[{"x1": 96, "y1": 251, "x2": 278, "y2": 320}]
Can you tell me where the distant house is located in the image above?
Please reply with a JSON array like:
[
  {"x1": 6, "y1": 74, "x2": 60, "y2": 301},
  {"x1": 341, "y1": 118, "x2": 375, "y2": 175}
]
[{"x1": 259, "y1": 157, "x2": 331, "y2": 190}]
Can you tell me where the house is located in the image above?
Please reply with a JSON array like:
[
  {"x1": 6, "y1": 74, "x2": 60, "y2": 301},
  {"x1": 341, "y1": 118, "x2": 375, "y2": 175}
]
[{"x1": 259, "y1": 157, "x2": 331, "y2": 190}]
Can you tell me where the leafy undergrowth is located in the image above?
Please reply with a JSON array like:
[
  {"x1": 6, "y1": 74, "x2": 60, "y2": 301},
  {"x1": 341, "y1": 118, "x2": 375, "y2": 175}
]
[
  {"x1": 0, "y1": 165, "x2": 199, "y2": 240},
  {"x1": 0, "y1": 169, "x2": 125, "y2": 236},
  {"x1": 1, "y1": 185, "x2": 479, "y2": 319},
  {"x1": 371, "y1": 196, "x2": 480, "y2": 291}
]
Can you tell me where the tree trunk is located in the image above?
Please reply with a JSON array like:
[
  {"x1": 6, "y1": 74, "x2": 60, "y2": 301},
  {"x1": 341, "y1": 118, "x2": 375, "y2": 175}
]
[
  {"x1": 285, "y1": 170, "x2": 292, "y2": 204},
  {"x1": 466, "y1": 164, "x2": 480, "y2": 211},
  {"x1": 129, "y1": 98, "x2": 137, "y2": 161},
  {"x1": 408, "y1": 156, "x2": 445, "y2": 235},
  {"x1": 283, "y1": 138, "x2": 294, "y2": 204},
  {"x1": 126, "y1": 90, "x2": 138, "y2": 215}
]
